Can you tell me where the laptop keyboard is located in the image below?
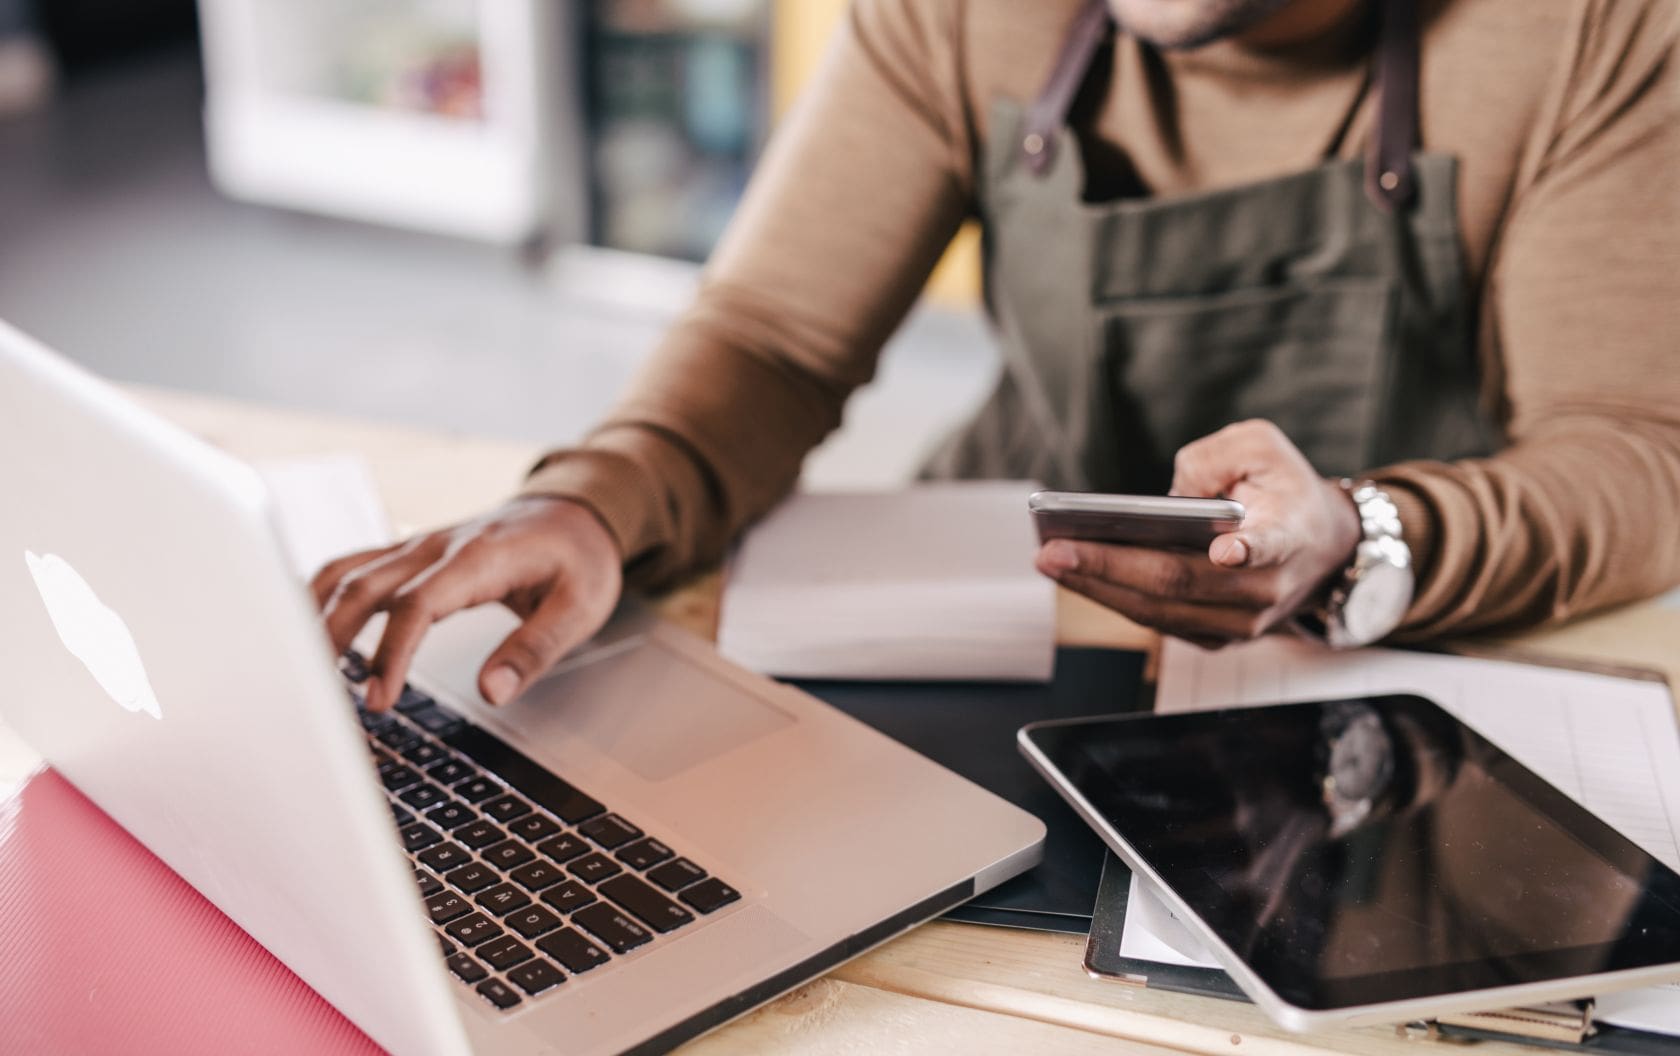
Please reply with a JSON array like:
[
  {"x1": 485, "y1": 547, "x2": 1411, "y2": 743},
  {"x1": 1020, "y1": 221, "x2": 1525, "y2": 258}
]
[{"x1": 344, "y1": 653, "x2": 741, "y2": 1013}]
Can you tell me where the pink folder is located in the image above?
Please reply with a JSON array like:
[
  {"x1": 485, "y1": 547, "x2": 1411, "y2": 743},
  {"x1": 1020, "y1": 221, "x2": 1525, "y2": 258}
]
[{"x1": 0, "y1": 767, "x2": 384, "y2": 1055}]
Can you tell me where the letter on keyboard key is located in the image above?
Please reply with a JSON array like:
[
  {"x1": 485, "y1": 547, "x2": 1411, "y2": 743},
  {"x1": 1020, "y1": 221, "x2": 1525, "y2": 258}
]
[
  {"x1": 600, "y1": 874, "x2": 694, "y2": 933},
  {"x1": 507, "y1": 959, "x2": 565, "y2": 996},
  {"x1": 537, "y1": 928, "x2": 611, "y2": 974},
  {"x1": 446, "y1": 913, "x2": 504, "y2": 947},
  {"x1": 540, "y1": 879, "x2": 596, "y2": 915},
  {"x1": 446, "y1": 863, "x2": 499, "y2": 894},
  {"x1": 508, "y1": 905, "x2": 563, "y2": 940},
  {"x1": 476, "y1": 935, "x2": 535, "y2": 971},
  {"x1": 418, "y1": 842, "x2": 472, "y2": 873},
  {"x1": 567, "y1": 853, "x2": 622, "y2": 884},
  {"x1": 572, "y1": 903, "x2": 651, "y2": 954},
  {"x1": 400, "y1": 823, "x2": 442, "y2": 853},
  {"x1": 475, "y1": 882, "x2": 532, "y2": 916},
  {"x1": 448, "y1": 953, "x2": 487, "y2": 983},
  {"x1": 481, "y1": 793, "x2": 531, "y2": 823},
  {"x1": 425, "y1": 892, "x2": 471, "y2": 926},
  {"x1": 476, "y1": 978, "x2": 521, "y2": 1010}
]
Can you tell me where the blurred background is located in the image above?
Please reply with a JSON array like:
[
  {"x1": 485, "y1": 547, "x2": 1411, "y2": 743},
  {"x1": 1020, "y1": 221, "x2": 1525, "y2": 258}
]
[{"x1": 0, "y1": 0, "x2": 993, "y2": 488}]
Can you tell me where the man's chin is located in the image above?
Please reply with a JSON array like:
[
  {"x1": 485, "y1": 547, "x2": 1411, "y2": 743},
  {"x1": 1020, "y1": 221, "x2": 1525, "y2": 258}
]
[{"x1": 1106, "y1": 0, "x2": 1297, "y2": 50}]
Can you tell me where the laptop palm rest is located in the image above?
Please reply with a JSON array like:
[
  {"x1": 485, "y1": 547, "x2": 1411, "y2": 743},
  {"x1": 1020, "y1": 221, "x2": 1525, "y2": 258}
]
[{"x1": 414, "y1": 604, "x2": 794, "y2": 783}]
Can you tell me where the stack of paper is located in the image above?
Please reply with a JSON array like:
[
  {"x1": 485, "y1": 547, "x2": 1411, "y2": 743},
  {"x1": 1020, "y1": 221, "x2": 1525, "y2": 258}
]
[{"x1": 717, "y1": 483, "x2": 1055, "y2": 682}]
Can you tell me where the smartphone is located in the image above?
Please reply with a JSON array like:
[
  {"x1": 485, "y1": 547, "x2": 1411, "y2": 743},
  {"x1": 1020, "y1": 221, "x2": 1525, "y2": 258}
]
[{"x1": 1028, "y1": 491, "x2": 1245, "y2": 550}]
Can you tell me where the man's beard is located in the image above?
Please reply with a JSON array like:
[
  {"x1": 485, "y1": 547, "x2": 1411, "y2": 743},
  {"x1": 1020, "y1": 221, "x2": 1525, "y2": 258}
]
[{"x1": 1106, "y1": 0, "x2": 1301, "y2": 49}]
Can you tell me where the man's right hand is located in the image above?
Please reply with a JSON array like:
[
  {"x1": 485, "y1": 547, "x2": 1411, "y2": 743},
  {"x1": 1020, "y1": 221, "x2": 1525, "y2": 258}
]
[{"x1": 311, "y1": 495, "x2": 623, "y2": 713}]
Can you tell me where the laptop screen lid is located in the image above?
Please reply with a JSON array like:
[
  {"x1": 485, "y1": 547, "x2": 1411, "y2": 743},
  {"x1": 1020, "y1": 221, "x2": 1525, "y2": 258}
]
[{"x1": 0, "y1": 321, "x2": 472, "y2": 1056}]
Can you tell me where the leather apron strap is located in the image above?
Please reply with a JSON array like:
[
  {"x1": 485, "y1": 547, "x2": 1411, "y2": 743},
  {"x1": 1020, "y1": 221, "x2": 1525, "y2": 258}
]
[{"x1": 1019, "y1": 0, "x2": 1420, "y2": 212}]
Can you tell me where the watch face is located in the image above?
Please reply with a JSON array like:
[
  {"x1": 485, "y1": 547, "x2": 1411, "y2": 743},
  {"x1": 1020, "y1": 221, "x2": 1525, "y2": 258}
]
[{"x1": 1341, "y1": 558, "x2": 1413, "y2": 645}]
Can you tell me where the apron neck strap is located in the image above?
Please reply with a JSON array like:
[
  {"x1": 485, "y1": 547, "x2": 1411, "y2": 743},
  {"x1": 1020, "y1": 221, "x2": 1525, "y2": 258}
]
[
  {"x1": 1366, "y1": 0, "x2": 1419, "y2": 211},
  {"x1": 1020, "y1": 0, "x2": 1112, "y2": 177},
  {"x1": 1019, "y1": 0, "x2": 1422, "y2": 213}
]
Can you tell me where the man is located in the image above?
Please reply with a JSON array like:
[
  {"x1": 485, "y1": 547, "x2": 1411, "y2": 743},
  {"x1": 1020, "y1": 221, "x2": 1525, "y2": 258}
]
[{"x1": 316, "y1": 0, "x2": 1680, "y2": 713}]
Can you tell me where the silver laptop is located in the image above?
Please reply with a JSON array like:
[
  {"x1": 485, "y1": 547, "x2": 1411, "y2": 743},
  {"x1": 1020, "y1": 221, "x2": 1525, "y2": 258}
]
[{"x1": 0, "y1": 320, "x2": 1046, "y2": 1056}]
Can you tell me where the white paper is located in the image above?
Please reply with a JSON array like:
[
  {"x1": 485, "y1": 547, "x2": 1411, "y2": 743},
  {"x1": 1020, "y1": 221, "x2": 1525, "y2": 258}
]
[
  {"x1": 254, "y1": 454, "x2": 393, "y2": 580},
  {"x1": 1115, "y1": 634, "x2": 1680, "y2": 1031},
  {"x1": 717, "y1": 483, "x2": 1055, "y2": 681}
]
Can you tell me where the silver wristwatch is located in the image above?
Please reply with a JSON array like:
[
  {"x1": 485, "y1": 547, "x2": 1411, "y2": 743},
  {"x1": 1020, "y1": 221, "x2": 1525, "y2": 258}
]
[{"x1": 1304, "y1": 479, "x2": 1413, "y2": 650}]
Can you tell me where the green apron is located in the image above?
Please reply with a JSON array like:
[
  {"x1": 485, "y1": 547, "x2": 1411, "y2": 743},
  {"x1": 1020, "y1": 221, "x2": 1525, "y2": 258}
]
[{"x1": 924, "y1": 0, "x2": 1498, "y2": 492}]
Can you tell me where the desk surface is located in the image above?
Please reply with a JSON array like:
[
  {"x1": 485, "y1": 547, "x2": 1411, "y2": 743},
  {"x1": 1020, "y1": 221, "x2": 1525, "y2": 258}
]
[{"x1": 4, "y1": 386, "x2": 1676, "y2": 1056}]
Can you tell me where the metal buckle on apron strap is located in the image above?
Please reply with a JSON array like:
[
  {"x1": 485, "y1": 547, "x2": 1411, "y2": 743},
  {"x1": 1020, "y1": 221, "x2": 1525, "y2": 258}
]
[{"x1": 1021, "y1": 0, "x2": 1423, "y2": 214}]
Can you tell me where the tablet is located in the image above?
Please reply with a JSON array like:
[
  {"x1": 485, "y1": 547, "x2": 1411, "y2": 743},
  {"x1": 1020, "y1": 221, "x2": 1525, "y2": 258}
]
[{"x1": 1019, "y1": 695, "x2": 1680, "y2": 1030}]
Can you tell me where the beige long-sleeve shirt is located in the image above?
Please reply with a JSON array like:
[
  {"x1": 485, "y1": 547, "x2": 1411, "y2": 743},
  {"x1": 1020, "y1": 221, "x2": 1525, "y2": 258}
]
[{"x1": 525, "y1": 0, "x2": 1680, "y2": 638}]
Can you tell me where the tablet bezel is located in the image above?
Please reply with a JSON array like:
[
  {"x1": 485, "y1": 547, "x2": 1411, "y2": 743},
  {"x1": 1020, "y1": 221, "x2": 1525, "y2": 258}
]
[{"x1": 1019, "y1": 697, "x2": 1680, "y2": 1031}]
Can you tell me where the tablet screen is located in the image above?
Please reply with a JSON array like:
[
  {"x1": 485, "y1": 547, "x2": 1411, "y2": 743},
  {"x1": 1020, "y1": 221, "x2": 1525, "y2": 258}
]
[{"x1": 1025, "y1": 695, "x2": 1680, "y2": 1011}]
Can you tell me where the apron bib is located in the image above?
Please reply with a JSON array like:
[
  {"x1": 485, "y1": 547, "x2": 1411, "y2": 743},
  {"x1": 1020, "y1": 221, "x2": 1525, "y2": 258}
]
[{"x1": 924, "y1": 0, "x2": 1497, "y2": 492}]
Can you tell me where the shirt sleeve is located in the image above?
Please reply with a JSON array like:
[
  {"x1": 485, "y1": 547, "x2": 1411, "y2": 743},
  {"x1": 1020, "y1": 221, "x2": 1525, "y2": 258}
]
[
  {"x1": 521, "y1": 0, "x2": 974, "y2": 588},
  {"x1": 1376, "y1": 0, "x2": 1680, "y2": 638}
]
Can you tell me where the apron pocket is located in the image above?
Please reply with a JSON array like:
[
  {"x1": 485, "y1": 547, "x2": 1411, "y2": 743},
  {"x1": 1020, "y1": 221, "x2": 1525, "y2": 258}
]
[{"x1": 1094, "y1": 278, "x2": 1395, "y2": 487}]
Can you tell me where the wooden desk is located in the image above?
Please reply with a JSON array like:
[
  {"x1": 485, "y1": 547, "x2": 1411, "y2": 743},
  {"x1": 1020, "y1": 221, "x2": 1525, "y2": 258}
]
[{"x1": 4, "y1": 387, "x2": 1676, "y2": 1055}]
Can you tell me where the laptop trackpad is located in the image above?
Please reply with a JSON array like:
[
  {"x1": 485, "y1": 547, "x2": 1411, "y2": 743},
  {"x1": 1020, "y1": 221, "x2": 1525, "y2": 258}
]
[{"x1": 508, "y1": 643, "x2": 795, "y2": 783}]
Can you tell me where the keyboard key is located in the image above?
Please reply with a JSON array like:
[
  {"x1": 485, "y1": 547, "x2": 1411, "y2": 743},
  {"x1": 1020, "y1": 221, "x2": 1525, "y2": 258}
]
[
  {"x1": 436, "y1": 931, "x2": 455, "y2": 956},
  {"x1": 601, "y1": 874, "x2": 694, "y2": 934},
  {"x1": 482, "y1": 840, "x2": 535, "y2": 871},
  {"x1": 567, "y1": 853, "x2": 622, "y2": 884},
  {"x1": 415, "y1": 869, "x2": 443, "y2": 898},
  {"x1": 507, "y1": 958, "x2": 565, "y2": 996},
  {"x1": 540, "y1": 880, "x2": 597, "y2": 915},
  {"x1": 477, "y1": 934, "x2": 535, "y2": 971},
  {"x1": 400, "y1": 823, "x2": 443, "y2": 853},
  {"x1": 376, "y1": 725, "x2": 420, "y2": 752},
  {"x1": 425, "y1": 891, "x2": 472, "y2": 926},
  {"x1": 399, "y1": 783, "x2": 448, "y2": 811},
  {"x1": 453, "y1": 777, "x2": 501, "y2": 803},
  {"x1": 680, "y1": 878, "x2": 741, "y2": 914},
  {"x1": 456, "y1": 821, "x2": 506, "y2": 850},
  {"x1": 475, "y1": 978, "x2": 521, "y2": 1010},
  {"x1": 578, "y1": 814, "x2": 641, "y2": 850},
  {"x1": 341, "y1": 650, "x2": 371, "y2": 683},
  {"x1": 401, "y1": 742, "x2": 449, "y2": 768},
  {"x1": 426, "y1": 761, "x2": 476, "y2": 786},
  {"x1": 380, "y1": 765, "x2": 422, "y2": 792},
  {"x1": 447, "y1": 952, "x2": 487, "y2": 983},
  {"x1": 418, "y1": 842, "x2": 473, "y2": 873},
  {"x1": 509, "y1": 859, "x2": 566, "y2": 892},
  {"x1": 445, "y1": 913, "x2": 503, "y2": 947},
  {"x1": 507, "y1": 904, "x2": 563, "y2": 940},
  {"x1": 509, "y1": 814, "x2": 561, "y2": 842},
  {"x1": 425, "y1": 802, "x2": 477, "y2": 830},
  {"x1": 394, "y1": 687, "x2": 435, "y2": 715},
  {"x1": 408, "y1": 705, "x2": 464, "y2": 737},
  {"x1": 647, "y1": 858, "x2": 706, "y2": 893},
  {"x1": 482, "y1": 794, "x2": 531, "y2": 823},
  {"x1": 445, "y1": 862, "x2": 500, "y2": 895},
  {"x1": 615, "y1": 837, "x2": 674, "y2": 871},
  {"x1": 442, "y1": 726, "x2": 605, "y2": 824},
  {"x1": 537, "y1": 928, "x2": 611, "y2": 974},
  {"x1": 573, "y1": 903, "x2": 652, "y2": 954},
  {"x1": 476, "y1": 882, "x2": 532, "y2": 916},
  {"x1": 389, "y1": 802, "x2": 415, "y2": 826},
  {"x1": 536, "y1": 834, "x2": 588, "y2": 864}
]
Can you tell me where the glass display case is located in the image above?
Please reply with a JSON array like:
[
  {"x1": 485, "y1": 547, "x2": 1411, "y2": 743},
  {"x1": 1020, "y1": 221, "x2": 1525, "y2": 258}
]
[{"x1": 198, "y1": 0, "x2": 582, "y2": 244}]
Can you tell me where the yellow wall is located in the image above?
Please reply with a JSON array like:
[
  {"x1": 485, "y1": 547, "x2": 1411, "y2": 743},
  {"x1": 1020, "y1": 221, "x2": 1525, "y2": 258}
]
[{"x1": 769, "y1": 0, "x2": 982, "y2": 308}]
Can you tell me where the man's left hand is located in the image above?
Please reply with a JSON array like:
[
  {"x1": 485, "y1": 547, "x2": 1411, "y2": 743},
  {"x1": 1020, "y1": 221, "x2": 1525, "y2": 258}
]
[{"x1": 1035, "y1": 419, "x2": 1363, "y2": 648}]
